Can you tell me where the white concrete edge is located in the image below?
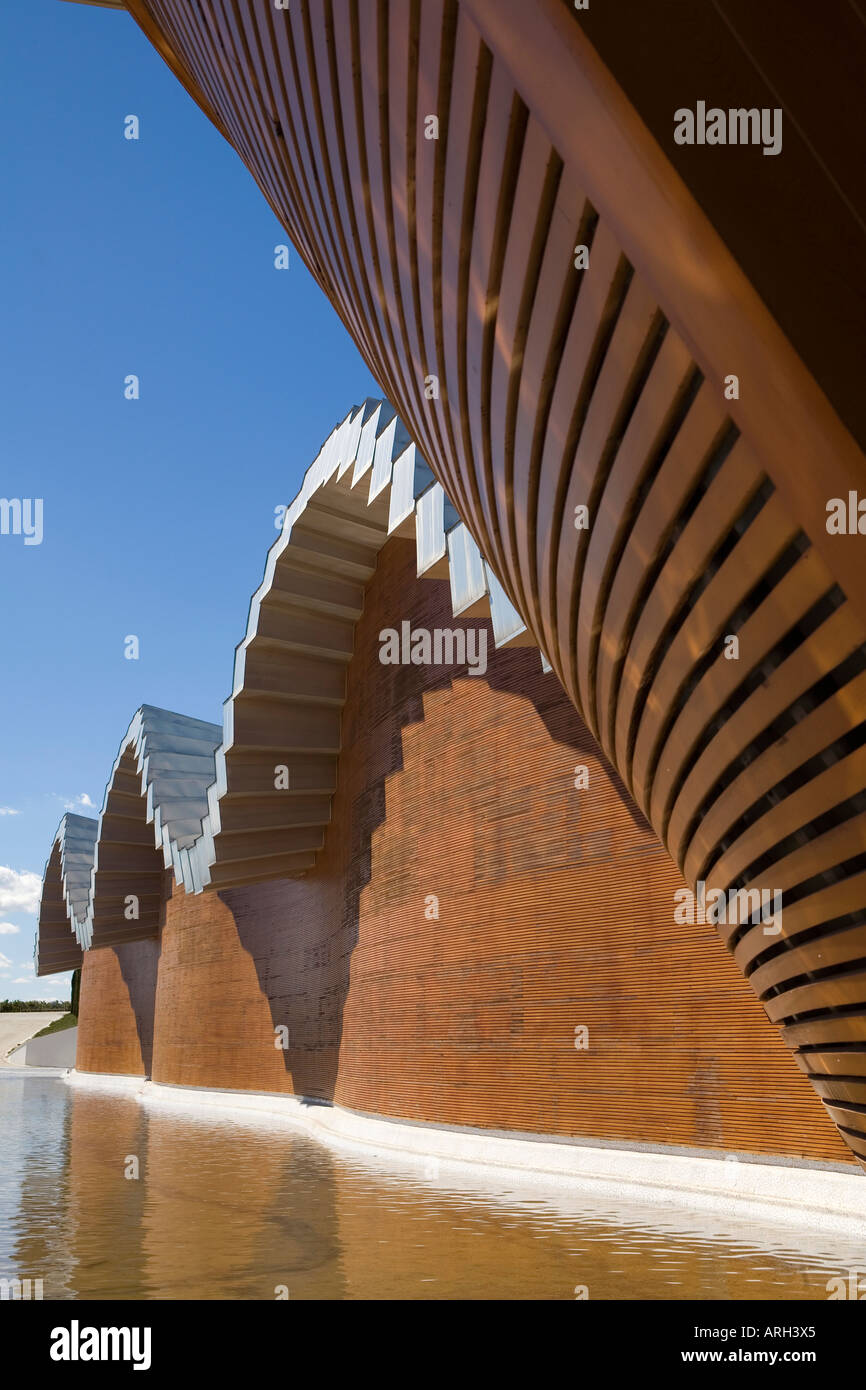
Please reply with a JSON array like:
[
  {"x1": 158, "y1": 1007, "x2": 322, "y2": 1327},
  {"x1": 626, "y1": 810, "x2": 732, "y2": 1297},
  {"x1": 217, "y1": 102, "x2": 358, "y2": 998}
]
[{"x1": 64, "y1": 1069, "x2": 866, "y2": 1238}]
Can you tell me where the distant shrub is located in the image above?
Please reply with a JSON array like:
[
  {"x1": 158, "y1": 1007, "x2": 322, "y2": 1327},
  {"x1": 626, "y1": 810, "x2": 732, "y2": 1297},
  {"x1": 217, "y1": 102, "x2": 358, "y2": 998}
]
[{"x1": 0, "y1": 1000, "x2": 70, "y2": 1012}]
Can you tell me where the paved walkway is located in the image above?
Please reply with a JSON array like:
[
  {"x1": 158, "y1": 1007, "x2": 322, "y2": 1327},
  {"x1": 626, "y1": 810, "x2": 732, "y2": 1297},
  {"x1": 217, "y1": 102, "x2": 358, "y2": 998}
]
[{"x1": 0, "y1": 1012, "x2": 65, "y2": 1065}]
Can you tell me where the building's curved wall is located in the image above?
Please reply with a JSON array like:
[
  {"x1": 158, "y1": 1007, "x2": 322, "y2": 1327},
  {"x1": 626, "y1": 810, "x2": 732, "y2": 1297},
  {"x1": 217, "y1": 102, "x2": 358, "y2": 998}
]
[
  {"x1": 133, "y1": 540, "x2": 847, "y2": 1164},
  {"x1": 119, "y1": 0, "x2": 866, "y2": 1168},
  {"x1": 76, "y1": 939, "x2": 160, "y2": 1078}
]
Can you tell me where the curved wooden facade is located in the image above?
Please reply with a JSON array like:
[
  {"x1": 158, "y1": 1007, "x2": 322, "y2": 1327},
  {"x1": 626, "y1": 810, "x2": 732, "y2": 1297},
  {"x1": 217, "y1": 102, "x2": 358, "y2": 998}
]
[
  {"x1": 77, "y1": 939, "x2": 160, "y2": 1078},
  {"x1": 46, "y1": 3, "x2": 866, "y2": 1168},
  {"x1": 71, "y1": 539, "x2": 852, "y2": 1166},
  {"x1": 32, "y1": 403, "x2": 863, "y2": 1170}
]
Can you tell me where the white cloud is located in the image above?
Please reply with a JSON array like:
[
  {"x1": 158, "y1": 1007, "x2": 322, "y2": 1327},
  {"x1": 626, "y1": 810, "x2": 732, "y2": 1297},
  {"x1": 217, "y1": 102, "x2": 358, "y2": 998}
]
[
  {"x1": 55, "y1": 792, "x2": 96, "y2": 811},
  {"x1": 0, "y1": 952, "x2": 12, "y2": 967},
  {"x1": 0, "y1": 921, "x2": 20, "y2": 935},
  {"x1": 0, "y1": 807, "x2": 20, "y2": 816},
  {"x1": 13, "y1": 976, "x2": 32, "y2": 984},
  {"x1": 0, "y1": 867, "x2": 41, "y2": 916}
]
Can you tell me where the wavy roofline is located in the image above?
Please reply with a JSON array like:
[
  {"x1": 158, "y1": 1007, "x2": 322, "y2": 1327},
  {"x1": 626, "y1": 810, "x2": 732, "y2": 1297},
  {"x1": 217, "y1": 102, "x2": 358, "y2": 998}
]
[{"x1": 37, "y1": 399, "x2": 548, "y2": 965}]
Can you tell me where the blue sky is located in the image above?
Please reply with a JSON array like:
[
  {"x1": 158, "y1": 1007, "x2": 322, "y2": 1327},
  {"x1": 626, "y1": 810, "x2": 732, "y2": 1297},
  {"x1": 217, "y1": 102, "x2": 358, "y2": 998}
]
[{"x1": 0, "y1": 1, "x2": 381, "y2": 1000}]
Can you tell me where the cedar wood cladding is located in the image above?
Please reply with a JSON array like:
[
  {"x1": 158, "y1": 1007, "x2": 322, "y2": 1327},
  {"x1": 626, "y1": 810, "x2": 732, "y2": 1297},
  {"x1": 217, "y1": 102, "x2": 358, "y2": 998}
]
[
  {"x1": 76, "y1": 540, "x2": 853, "y2": 1166},
  {"x1": 77, "y1": 938, "x2": 160, "y2": 1078},
  {"x1": 115, "y1": 0, "x2": 866, "y2": 1167}
]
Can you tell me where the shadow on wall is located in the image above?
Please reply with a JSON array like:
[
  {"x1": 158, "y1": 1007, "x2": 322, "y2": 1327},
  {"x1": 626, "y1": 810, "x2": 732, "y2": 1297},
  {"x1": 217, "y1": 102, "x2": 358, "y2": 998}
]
[
  {"x1": 225, "y1": 540, "x2": 652, "y2": 1105},
  {"x1": 115, "y1": 871, "x2": 172, "y2": 1077},
  {"x1": 113, "y1": 938, "x2": 162, "y2": 1079}
]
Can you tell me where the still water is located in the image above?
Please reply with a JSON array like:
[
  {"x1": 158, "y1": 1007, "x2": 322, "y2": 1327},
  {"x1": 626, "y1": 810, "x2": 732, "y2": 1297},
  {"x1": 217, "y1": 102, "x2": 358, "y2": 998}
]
[{"x1": 0, "y1": 1071, "x2": 862, "y2": 1300}]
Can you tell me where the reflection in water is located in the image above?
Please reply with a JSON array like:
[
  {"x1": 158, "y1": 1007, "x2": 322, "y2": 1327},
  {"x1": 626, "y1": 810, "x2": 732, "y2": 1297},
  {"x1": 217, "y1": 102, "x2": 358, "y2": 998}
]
[{"x1": 0, "y1": 1073, "x2": 861, "y2": 1300}]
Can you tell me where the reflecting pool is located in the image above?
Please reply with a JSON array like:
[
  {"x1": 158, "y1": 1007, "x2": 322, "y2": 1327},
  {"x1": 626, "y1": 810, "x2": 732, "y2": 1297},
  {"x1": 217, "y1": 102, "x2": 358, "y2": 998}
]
[{"x1": 0, "y1": 1073, "x2": 861, "y2": 1300}]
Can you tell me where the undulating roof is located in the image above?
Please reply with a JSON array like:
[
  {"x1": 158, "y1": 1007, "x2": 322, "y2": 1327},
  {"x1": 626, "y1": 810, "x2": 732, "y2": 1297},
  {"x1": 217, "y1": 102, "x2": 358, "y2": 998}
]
[
  {"x1": 35, "y1": 814, "x2": 94, "y2": 976},
  {"x1": 37, "y1": 398, "x2": 547, "y2": 963}
]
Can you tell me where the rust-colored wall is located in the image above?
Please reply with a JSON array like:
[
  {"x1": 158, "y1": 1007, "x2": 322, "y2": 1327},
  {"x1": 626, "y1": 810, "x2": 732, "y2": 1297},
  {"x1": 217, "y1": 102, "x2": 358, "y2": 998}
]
[
  {"x1": 120, "y1": 1, "x2": 866, "y2": 1175},
  {"x1": 76, "y1": 938, "x2": 159, "y2": 1078},
  {"x1": 134, "y1": 538, "x2": 848, "y2": 1165}
]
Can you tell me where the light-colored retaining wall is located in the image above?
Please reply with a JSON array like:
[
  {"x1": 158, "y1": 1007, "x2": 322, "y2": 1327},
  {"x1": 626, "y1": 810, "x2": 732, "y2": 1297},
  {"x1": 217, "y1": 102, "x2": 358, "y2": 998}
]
[
  {"x1": 0, "y1": 1011, "x2": 65, "y2": 1065},
  {"x1": 25, "y1": 1026, "x2": 78, "y2": 1069}
]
